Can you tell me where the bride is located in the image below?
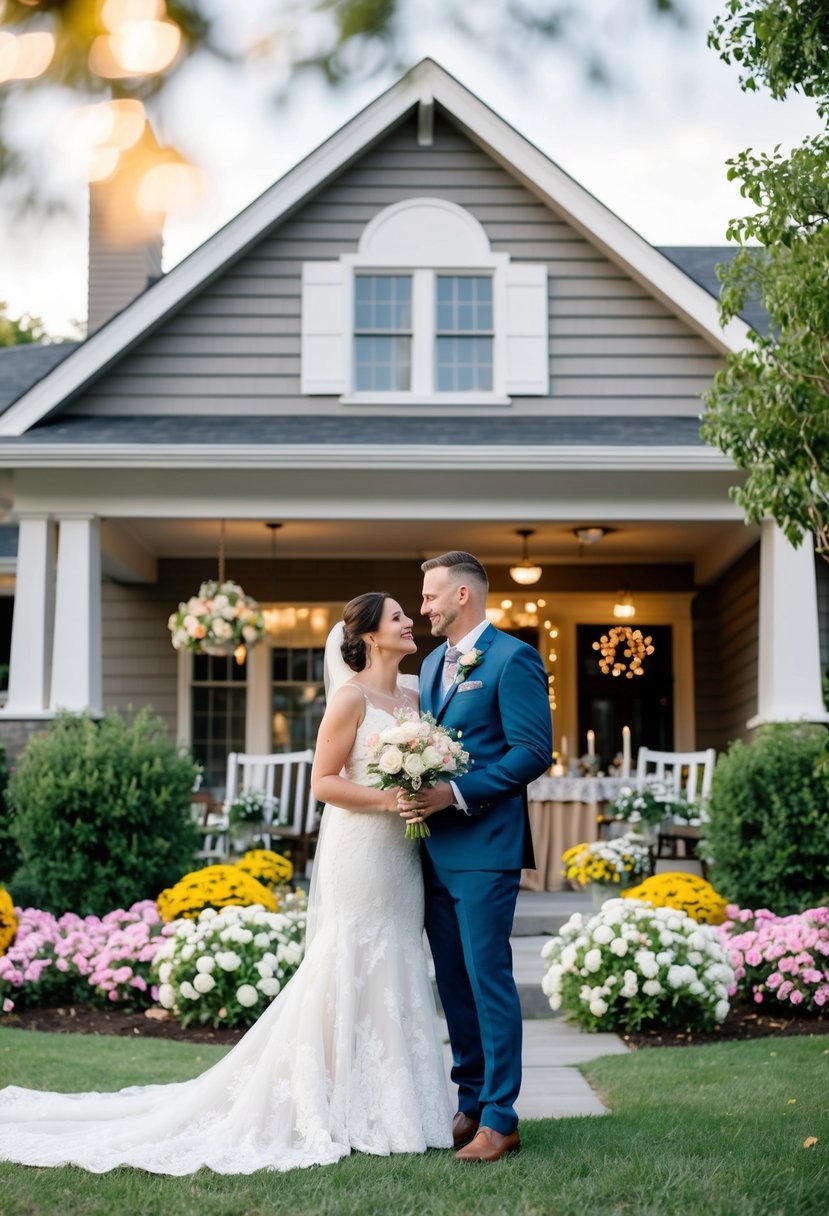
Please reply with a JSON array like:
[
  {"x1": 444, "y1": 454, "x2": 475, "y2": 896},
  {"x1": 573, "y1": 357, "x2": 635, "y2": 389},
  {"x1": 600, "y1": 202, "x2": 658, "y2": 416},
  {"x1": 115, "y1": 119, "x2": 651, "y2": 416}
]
[{"x1": 0, "y1": 592, "x2": 453, "y2": 1174}]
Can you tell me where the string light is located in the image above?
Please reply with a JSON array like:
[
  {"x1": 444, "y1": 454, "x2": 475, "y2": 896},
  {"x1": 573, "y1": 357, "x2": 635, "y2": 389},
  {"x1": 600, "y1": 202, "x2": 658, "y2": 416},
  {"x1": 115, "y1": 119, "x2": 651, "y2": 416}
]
[{"x1": 592, "y1": 627, "x2": 655, "y2": 679}]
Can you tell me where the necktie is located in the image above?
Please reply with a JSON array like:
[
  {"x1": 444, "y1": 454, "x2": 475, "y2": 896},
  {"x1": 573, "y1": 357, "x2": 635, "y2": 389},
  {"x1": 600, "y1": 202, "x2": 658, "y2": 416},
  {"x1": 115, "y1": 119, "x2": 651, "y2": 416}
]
[{"x1": 442, "y1": 646, "x2": 461, "y2": 693}]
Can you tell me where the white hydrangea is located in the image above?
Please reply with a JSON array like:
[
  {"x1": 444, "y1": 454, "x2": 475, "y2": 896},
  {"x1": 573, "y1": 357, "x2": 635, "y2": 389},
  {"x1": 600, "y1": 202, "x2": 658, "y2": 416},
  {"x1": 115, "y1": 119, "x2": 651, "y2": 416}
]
[
  {"x1": 236, "y1": 984, "x2": 259, "y2": 1008},
  {"x1": 193, "y1": 972, "x2": 216, "y2": 994}
]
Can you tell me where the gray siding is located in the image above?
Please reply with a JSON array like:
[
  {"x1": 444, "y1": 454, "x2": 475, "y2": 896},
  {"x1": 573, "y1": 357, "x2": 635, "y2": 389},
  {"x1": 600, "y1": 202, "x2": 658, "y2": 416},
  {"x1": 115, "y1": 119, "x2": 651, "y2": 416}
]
[
  {"x1": 101, "y1": 579, "x2": 179, "y2": 738},
  {"x1": 693, "y1": 544, "x2": 760, "y2": 752},
  {"x1": 68, "y1": 110, "x2": 721, "y2": 419}
]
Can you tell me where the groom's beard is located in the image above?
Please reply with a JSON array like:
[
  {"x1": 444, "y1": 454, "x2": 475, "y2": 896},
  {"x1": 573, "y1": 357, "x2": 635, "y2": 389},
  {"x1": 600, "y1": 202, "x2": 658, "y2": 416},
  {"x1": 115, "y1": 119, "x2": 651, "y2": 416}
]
[{"x1": 429, "y1": 607, "x2": 458, "y2": 638}]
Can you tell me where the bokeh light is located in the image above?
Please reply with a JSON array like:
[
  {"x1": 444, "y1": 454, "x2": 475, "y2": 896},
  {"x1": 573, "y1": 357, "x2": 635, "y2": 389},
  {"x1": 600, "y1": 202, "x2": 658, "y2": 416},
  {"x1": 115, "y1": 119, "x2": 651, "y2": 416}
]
[{"x1": 0, "y1": 30, "x2": 55, "y2": 83}]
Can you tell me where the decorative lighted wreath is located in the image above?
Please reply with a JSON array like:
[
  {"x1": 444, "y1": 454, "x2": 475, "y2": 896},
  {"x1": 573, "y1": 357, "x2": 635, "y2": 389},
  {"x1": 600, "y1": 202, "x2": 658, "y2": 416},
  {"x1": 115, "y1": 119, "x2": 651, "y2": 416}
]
[{"x1": 592, "y1": 626, "x2": 655, "y2": 678}]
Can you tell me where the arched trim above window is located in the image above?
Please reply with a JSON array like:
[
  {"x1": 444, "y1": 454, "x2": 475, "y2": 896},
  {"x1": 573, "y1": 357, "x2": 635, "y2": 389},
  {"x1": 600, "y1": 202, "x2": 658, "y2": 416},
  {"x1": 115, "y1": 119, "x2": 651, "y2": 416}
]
[{"x1": 300, "y1": 198, "x2": 548, "y2": 401}]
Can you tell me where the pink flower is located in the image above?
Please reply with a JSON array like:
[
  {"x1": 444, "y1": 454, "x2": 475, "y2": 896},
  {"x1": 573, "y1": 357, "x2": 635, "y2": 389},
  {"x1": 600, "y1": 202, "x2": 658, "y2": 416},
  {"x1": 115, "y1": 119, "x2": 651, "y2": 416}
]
[
  {"x1": 2, "y1": 998, "x2": 13, "y2": 1013},
  {"x1": 789, "y1": 989, "x2": 804, "y2": 1006}
]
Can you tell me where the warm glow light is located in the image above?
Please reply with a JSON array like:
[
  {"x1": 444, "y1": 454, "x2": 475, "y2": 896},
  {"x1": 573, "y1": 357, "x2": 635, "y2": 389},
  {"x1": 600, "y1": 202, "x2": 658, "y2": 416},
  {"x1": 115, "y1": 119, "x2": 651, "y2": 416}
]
[
  {"x1": 536, "y1": 598, "x2": 546, "y2": 607},
  {"x1": 309, "y1": 607, "x2": 330, "y2": 634},
  {"x1": 486, "y1": 607, "x2": 506, "y2": 625},
  {"x1": 233, "y1": 645, "x2": 247, "y2": 666},
  {"x1": 509, "y1": 563, "x2": 542, "y2": 586},
  {"x1": 136, "y1": 159, "x2": 204, "y2": 213},
  {"x1": 525, "y1": 602, "x2": 537, "y2": 613},
  {"x1": 0, "y1": 30, "x2": 55, "y2": 82},
  {"x1": 89, "y1": 20, "x2": 181, "y2": 78},
  {"x1": 101, "y1": 0, "x2": 167, "y2": 28},
  {"x1": 85, "y1": 145, "x2": 121, "y2": 181},
  {"x1": 613, "y1": 590, "x2": 636, "y2": 620},
  {"x1": 500, "y1": 599, "x2": 512, "y2": 610}
]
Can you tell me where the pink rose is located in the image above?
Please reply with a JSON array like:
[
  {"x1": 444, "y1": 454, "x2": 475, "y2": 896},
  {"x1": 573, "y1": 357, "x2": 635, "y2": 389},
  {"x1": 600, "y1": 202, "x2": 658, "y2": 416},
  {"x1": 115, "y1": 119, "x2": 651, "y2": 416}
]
[{"x1": 788, "y1": 989, "x2": 804, "y2": 1005}]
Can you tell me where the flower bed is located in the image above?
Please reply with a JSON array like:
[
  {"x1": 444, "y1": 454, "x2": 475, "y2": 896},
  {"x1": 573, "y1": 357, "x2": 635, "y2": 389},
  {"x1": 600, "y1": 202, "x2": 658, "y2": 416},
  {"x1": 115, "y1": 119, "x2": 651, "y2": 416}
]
[
  {"x1": 718, "y1": 905, "x2": 829, "y2": 1013},
  {"x1": 153, "y1": 897, "x2": 307, "y2": 1028},
  {"x1": 541, "y1": 898, "x2": 735, "y2": 1032},
  {"x1": 0, "y1": 901, "x2": 166, "y2": 1015},
  {"x1": 621, "y1": 872, "x2": 728, "y2": 925}
]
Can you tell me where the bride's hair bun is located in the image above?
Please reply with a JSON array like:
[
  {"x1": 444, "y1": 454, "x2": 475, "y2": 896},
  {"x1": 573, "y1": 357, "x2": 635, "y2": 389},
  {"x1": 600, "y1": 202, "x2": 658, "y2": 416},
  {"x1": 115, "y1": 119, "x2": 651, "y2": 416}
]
[{"x1": 341, "y1": 592, "x2": 391, "y2": 672}]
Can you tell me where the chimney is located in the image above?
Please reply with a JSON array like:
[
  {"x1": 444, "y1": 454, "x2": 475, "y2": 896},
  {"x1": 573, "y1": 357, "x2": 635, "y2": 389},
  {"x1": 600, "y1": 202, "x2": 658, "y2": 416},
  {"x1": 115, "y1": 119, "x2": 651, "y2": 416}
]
[{"x1": 86, "y1": 126, "x2": 164, "y2": 335}]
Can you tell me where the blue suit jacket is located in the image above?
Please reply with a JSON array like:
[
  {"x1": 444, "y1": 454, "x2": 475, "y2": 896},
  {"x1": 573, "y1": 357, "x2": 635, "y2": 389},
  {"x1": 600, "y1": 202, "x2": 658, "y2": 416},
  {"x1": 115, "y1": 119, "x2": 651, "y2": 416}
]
[{"x1": 419, "y1": 624, "x2": 553, "y2": 871}]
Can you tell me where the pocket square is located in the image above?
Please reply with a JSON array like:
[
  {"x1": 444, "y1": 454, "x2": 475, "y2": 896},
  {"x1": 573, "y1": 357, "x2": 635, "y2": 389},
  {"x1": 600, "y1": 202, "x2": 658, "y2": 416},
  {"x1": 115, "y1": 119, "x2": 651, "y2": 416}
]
[{"x1": 457, "y1": 680, "x2": 483, "y2": 692}]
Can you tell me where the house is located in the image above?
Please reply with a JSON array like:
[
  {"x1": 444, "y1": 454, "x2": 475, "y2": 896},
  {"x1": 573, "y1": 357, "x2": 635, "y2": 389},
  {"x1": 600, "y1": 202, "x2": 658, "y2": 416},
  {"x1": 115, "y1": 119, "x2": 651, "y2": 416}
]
[{"x1": 0, "y1": 59, "x2": 826, "y2": 793}]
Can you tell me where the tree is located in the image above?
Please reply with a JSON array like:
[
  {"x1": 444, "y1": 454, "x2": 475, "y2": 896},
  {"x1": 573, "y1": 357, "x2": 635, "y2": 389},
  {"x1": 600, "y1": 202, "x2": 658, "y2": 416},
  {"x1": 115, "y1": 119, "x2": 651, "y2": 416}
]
[
  {"x1": 702, "y1": 1, "x2": 829, "y2": 559},
  {"x1": 0, "y1": 302, "x2": 46, "y2": 346}
]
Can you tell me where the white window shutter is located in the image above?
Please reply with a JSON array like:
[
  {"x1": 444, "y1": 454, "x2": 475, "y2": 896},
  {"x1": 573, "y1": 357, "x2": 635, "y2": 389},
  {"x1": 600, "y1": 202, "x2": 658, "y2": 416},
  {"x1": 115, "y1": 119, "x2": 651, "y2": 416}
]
[
  {"x1": 504, "y1": 263, "x2": 548, "y2": 395},
  {"x1": 301, "y1": 262, "x2": 347, "y2": 394}
]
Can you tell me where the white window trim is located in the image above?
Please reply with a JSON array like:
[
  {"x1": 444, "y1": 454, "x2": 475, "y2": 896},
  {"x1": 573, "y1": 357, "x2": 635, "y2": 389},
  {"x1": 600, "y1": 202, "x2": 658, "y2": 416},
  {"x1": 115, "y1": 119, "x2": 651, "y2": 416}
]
[
  {"x1": 341, "y1": 262, "x2": 510, "y2": 404},
  {"x1": 300, "y1": 197, "x2": 547, "y2": 404}
]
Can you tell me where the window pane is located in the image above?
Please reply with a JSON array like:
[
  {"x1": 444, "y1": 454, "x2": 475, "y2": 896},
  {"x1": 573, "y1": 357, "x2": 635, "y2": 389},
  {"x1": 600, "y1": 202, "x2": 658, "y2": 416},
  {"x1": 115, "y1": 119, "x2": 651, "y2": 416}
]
[
  {"x1": 354, "y1": 275, "x2": 411, "y2": 332},
  {"x1": 435, "y1": 276, "x2": 493, "y2": 339},
  {"x1": 355, "y1": 335, "x2": 411, "y2": 391},
  {"x1": 436, "y1": 336, "x2": 493, "y2": 391}
]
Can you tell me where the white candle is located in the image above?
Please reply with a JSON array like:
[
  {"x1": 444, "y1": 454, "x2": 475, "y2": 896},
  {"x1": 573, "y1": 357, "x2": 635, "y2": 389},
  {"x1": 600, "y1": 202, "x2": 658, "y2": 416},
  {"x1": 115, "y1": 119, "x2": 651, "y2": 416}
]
[
  {"x1": 560, "y1": 735, "x2": 568, "y2": 763},
  {"x1": 622, "y1": 725, "x2": 631, "y2": 778},
  {"x1": 586, "y1": 729, "x2": 595, "y2": 757}
]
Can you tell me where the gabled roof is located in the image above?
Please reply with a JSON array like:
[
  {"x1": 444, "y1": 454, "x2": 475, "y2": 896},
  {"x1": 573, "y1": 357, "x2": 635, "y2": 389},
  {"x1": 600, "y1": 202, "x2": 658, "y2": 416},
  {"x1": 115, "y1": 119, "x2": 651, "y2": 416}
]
[
  {"x1": 0, "y1": 342, "x2": 80, "y2": 412},
  {"x1": 0, "y1": 58, "x2": 751, "y2": 439}
]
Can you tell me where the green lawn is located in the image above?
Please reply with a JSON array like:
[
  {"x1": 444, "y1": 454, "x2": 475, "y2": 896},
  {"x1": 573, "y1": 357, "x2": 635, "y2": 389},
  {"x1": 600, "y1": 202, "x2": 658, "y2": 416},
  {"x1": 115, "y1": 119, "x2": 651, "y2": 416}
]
[{"x1": 0, "y1": 1027, "x2": 826, "y2": 1216}]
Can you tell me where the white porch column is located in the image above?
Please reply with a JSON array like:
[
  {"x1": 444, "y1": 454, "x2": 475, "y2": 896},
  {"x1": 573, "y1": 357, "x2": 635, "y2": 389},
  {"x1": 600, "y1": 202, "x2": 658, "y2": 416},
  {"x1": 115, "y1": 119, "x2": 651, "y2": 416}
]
[
  {"x1": 245, "y1": 641, "x2": 273, "y2": 754},
  {"x1": 747, "y1": 521, "x2": 829, "y2": 728},
  {"x1": 4, "y1": 515, "x2": 56, "y2": 713},
  {"x1": 50, "y1": 516, "x2": 102, "y2": 713}
]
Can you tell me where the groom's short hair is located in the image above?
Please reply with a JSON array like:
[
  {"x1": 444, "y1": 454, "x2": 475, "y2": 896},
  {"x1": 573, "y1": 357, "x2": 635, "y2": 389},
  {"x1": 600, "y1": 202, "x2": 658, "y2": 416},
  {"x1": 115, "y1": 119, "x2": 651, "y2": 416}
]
[{"x1": 421, "y1": 551, "x2": 489, "y2": 591}]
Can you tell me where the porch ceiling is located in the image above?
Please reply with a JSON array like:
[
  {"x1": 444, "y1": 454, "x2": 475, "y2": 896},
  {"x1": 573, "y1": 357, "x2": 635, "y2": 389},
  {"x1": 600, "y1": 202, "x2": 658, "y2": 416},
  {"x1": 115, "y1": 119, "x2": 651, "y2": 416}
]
[{"x1": 113, "y1": 517, "x2": 758, "y2": 582}]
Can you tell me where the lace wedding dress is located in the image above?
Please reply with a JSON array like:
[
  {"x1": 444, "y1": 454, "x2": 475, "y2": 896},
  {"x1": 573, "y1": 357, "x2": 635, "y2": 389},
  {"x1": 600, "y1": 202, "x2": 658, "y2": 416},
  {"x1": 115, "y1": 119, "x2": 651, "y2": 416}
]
[{"x1": 0, "y1": 678, "x2": 453, "y2": 1174}]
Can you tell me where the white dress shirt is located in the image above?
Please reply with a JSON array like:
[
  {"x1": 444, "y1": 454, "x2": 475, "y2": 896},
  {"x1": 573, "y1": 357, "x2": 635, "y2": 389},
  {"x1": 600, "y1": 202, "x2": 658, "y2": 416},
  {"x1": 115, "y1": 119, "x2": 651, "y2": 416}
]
[{"x1": 444, "y1": 619, "x2": 490, "y2": 812}]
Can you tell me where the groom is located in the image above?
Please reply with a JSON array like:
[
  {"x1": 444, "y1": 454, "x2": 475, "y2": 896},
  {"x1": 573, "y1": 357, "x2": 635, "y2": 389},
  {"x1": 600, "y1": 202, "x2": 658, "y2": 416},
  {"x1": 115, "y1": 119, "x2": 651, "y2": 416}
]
[{"x1": 410, "y1": 551, "x2": 553, "y2": 1163}]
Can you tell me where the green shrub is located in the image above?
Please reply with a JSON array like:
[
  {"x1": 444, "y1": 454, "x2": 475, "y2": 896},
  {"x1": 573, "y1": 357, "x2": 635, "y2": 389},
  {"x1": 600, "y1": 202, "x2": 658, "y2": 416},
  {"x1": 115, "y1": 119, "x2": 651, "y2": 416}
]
[
  {"x1": 0, "y1": 741, "x2": 17, "y2": 883},
  {"x1": 704, "y1": 723, "x2": 829, "y2": 914},
  {"x1": 8, "y1": 708, "x2": 200, "y2": 915}
]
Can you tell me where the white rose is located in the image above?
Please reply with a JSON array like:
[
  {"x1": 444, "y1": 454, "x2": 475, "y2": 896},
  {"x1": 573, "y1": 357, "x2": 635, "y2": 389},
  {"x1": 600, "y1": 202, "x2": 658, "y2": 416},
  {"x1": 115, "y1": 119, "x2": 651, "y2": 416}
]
[
  {"x1": 212, "y1": 594, "x2": 229, "y2": 611},
  {"x1": 179, "y1": 981, "x2": 199, "y2": 1001},
  {"x1": 584, "y1": 949, "x2": 602, "y2": 974},
  {"x1": 157, "y1": 962, "x2": 172, "y2": 984},
  {"x1": 378, "y1": 747, "x2": 404, "y2": 775},
  {"x1": 255, "y1": 960, "x2": 273, "y2": 979},
  {"x1": 242, "y1": 625, "x2": 260, "y2": 643},
  {"x1": 714, "y1": 999, "x2": 730, "y2": 1022},
  {"x1": 396, "y1": 719, "x2": 422, "y2": 743},
  {"x1": 236, "y1": 984, "x2": 259, "y2": 1008},
  {"x1": 216, "y1": 950, "x2": 242, "y2": 972},
  {"x1": 180, "y1": 943, "x2": 195, "y2": 961},
  {"x1": 172, "y1": 630, "x2": 189, "y2": 649},
  {"x1": 402, "y1": 752, "x2": 426, "y2": 779},
  {"x1": 212, "y1": 618, "x2": 233, "y2": 640},
  {"x1": 549, "y1": 992, "x2": 563, "y2": 1011},
  {"x1": 193, "y1": 972, "x2": 216, "y2": 994},
  {"x1": 588, "y1": 997, "x2": 608, "y2": 1017},
  {"x1": 420, "y1": 745, "x2": 443, "y2": 770},
  {"x1": 459, "y1": 650, "x2": 479, "y2": 667},
  {"x1": 257, "y1": 977, "x2": 281, "y2": 997},
  {"x1": 379, "y1": 725, "x2": 407, "y2": 745},
  {"x1": 158, "y1": 983, "x2": 176, "y2": 1009},
  {"x1": 183, "y1": 614, "x2": 201, "y2": 636},
  {"x1": 195, "y1": 955, "x2": 215, "y2": 974}
]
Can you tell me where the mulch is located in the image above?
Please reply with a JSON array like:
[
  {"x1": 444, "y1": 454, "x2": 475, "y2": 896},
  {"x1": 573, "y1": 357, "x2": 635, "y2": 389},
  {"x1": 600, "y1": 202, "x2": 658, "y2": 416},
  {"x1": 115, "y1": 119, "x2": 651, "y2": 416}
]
[{"x1": 2, "y1": 1001, "x2": 826, "y2": 1050}]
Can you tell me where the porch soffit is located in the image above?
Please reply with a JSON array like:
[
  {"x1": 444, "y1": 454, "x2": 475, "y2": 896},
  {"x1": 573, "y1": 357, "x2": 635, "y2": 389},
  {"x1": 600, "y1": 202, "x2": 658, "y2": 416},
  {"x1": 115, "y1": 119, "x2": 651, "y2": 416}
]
[{"x1": 0, "y1": 59, "x2": 751, "y2": 440}]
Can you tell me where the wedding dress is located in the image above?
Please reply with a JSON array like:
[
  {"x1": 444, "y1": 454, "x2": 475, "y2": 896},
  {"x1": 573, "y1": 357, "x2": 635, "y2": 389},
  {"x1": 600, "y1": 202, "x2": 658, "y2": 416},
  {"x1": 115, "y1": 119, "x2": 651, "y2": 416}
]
[{"x1": 0, "y1": 668, "x2": 453, "y2": 1174}]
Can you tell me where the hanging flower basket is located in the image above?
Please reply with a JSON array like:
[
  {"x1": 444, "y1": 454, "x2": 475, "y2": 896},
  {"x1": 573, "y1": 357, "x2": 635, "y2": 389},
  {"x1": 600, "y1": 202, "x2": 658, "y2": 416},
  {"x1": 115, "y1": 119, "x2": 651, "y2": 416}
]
[{"x1": 168, "y1": 580, "x2": 266, "y2": 659}]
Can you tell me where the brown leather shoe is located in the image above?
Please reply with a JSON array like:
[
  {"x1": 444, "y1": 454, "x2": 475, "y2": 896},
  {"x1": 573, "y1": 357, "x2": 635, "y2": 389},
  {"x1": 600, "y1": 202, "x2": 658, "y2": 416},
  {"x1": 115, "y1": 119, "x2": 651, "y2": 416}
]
[
  {"x1": 452, "y1": 1112, "x2": 480, "y2": 1149},
  {"x1": 455, "y1": 1125, "x2": 520, "y2": 1162}
]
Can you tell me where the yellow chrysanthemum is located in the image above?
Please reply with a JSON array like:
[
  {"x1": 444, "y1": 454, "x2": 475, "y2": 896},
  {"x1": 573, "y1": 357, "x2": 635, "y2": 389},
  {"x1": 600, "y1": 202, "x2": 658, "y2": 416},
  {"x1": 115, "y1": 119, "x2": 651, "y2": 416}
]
[
  {"x1": 235, "y1": 849, "x2": 293, "y2": 887},
  {"x1": 0, "y1": 887, "x2": 18, "y2": 956},
  {"x1": 157, "y1": 865, "x2": 277, "y2": 922},
  {"x1": 622, "y1": 872, "x2": 727, "y2": 924}
]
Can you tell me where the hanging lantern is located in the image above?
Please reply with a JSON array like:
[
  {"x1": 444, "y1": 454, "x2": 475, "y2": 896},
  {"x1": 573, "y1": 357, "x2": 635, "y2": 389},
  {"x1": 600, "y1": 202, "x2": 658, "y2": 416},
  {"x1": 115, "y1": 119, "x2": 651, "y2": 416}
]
[{"x1": 168, "y1": 522, "x2": 265, "y2": 660}]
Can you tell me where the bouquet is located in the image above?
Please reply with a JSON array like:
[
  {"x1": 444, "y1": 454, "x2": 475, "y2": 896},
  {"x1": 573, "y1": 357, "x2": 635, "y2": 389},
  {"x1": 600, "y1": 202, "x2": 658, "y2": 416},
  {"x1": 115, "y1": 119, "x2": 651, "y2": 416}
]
[
  {"x1": 364, "y1": 708, "x2": 471, "y2": 839},
  {"x1": 168, "y1": 580, "x2": 266, "y2": 657}
]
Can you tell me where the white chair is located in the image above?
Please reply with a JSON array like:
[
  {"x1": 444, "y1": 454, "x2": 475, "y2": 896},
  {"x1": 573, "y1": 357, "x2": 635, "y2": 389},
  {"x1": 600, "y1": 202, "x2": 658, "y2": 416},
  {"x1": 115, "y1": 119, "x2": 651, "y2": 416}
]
[
  {"x1": 223, "y1": 750, "x2": 319, "y2": 864},
  {"x1": 190, "y1": 791, "x2": 230, "y2": 863},
  {"x1": 635, "y1": 747, "x2": 717, "y2": 876},
  {"x1": 634, "y1": 747, "x2": 717, "y2": 805}
]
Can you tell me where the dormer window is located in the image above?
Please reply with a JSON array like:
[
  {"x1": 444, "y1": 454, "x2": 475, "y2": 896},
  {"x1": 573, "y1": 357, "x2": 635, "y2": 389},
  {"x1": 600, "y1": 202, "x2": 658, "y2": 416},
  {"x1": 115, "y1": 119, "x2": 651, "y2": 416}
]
[{"x1": 301, "y1": 198, "x2": 548, "y2": 402}]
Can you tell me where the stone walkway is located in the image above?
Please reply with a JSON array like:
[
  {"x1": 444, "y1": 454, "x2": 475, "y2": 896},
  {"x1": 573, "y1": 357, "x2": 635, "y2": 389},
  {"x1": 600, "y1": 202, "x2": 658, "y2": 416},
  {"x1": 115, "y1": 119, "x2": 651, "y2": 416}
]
[{"x1": 436, "y1": 889, "x2": 629, "y2": 1119}]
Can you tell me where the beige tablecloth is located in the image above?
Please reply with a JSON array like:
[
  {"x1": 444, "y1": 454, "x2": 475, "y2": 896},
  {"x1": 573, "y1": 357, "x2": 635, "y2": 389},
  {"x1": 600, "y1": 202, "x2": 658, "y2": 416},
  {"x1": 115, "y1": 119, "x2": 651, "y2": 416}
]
[{"x1": 521, "y1": 800, "x2": 602, "y2": 892}]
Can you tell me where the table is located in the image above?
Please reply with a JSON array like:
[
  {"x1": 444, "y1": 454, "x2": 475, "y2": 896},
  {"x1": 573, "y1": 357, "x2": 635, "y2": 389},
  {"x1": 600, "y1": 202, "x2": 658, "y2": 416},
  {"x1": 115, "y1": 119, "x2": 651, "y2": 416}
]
[{"x1": 521, "y1": 776, "x2": 627, "y2": 892}]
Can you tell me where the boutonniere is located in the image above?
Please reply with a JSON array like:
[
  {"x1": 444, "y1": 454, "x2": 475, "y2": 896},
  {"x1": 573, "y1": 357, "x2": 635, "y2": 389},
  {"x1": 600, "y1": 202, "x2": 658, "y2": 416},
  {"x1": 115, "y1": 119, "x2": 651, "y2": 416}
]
[{"x1": 455, "y1": 648, "x2": 484, "y2": 684}]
